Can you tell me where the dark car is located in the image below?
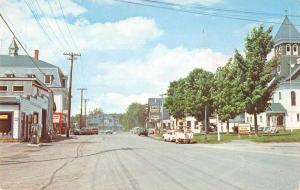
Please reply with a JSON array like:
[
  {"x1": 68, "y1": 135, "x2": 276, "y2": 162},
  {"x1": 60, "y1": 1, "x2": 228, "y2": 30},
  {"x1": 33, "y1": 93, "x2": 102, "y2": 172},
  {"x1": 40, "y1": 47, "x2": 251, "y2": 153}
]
[{"x1": 138, "y1": 128, "x2": 148, "y2": 136}]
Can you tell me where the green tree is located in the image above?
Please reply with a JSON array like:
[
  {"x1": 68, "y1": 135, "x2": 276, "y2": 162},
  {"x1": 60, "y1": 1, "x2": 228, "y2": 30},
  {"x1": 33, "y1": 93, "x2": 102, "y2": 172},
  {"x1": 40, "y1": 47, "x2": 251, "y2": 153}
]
[
  {"x1": 165, "y1": 78, "x2": 187, "y2": 122},
  {"x1": 120, "y1": 103, "x2": 146, "y2": 130},
  {"x1": 236, "y1": 26, "x2": 279, "y2": 135},
  {"x1": 184, "y1": 68, "x2": 215, "y2": 138},
  {"x1": 213, "y1": 56, "x2": 246, "y2": 134}
]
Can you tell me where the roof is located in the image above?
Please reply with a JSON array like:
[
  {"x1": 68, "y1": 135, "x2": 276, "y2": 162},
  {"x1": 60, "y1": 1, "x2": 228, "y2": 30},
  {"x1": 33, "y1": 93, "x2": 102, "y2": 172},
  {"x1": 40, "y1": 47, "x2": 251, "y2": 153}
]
[
  {"x1": 274, "y1": 16, "x2": 300, "y2": 45},
  {"x1": 9, "y1": 38, "x2": 19, "y2": 51},
  {"x1": 266, "y1": 103, "x2": 286, "y2": 114},
  {"x1": 0, "y1": 55, "x2": 57, "y2": 68}
]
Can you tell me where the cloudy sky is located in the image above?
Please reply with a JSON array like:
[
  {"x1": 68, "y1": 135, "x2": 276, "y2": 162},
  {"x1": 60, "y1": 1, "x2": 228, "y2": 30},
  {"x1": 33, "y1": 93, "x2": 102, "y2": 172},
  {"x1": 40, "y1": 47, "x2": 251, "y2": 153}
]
[{"x1": 0, "y1": 0, "x2": 300, "y2": 114}]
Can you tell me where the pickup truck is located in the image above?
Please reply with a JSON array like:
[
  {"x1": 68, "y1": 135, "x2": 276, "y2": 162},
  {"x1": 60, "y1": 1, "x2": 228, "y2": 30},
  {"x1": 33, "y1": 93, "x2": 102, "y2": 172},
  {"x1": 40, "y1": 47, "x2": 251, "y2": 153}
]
[{"x1": 175, "y1": 130, "x2": 193, "y2": 144}]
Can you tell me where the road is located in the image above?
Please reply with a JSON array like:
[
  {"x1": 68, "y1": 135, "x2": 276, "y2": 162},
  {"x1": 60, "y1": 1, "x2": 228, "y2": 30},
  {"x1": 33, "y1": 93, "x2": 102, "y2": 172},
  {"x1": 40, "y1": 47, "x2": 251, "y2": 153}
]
[{"x1": 0, "y1": 133, "x2": 300, "y2": 190}]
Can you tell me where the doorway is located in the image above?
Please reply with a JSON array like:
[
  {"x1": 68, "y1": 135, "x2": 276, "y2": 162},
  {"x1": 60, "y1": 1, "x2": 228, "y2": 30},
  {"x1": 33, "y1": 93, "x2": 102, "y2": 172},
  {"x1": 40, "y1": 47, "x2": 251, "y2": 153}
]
[
  {"x1": 0, "y1": 112, "x2": 12, "y2": 136},
  {"x1": 41, "y1": 109, "x2": 47, "y2": 140}
]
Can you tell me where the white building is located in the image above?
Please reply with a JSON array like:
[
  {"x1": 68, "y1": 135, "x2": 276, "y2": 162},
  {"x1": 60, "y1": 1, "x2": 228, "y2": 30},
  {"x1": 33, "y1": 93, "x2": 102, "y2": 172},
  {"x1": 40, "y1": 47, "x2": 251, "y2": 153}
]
[{"x1": 246, "y1": 16, "x2": 300, "y2": 130}]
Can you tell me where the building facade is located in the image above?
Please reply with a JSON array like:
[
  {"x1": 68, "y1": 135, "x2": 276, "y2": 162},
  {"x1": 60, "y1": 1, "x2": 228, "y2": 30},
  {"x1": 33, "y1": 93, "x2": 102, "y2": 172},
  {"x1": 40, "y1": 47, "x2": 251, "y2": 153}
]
[{"x1": 0, "y1": 39, "x2": 68, "y2": 139}]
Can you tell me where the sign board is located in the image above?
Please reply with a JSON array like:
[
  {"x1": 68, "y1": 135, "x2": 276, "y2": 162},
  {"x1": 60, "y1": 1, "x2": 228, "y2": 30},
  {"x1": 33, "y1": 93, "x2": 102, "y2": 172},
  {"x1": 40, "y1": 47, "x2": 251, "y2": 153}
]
[
  {"x1": 150, "y1": 115, "x2": 160, "y2": 120},
  {"x1": 150, "y1": 106, "x2": 160, "y2": 113},
  {"x1": 238, "y1": 123, "x2": 251, "y2": 135},
  {"x1": 53, "y1": 114, "x2": 61, "y2": 124},
  {"x1": 0, "y1": 115, "x2": 8, "y2": 120}
]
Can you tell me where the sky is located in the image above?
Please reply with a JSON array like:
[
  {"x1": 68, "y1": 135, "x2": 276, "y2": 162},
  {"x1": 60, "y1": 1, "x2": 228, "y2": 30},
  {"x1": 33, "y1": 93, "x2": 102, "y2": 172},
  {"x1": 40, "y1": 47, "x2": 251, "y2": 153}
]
[{"x1": 0, "y1": 0, "x2": 300, "y2": 114}]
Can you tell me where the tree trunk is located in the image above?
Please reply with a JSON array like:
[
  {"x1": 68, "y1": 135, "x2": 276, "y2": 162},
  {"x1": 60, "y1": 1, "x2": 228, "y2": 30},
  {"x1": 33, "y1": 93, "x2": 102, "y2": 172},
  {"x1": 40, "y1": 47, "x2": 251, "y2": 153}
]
[
  {"x1": 226, "y1": 120, "x2": 230, "y2": 134},
  {"x1": 254, "y1": 112, "x2": 258, "y2": 136}
]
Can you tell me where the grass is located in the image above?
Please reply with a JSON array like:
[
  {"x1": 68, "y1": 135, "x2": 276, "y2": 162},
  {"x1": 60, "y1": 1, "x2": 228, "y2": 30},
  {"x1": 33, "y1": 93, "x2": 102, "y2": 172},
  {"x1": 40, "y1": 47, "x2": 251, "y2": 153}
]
[{"x1": 192, "y1": 129, "x2": 300, "y2": 144}]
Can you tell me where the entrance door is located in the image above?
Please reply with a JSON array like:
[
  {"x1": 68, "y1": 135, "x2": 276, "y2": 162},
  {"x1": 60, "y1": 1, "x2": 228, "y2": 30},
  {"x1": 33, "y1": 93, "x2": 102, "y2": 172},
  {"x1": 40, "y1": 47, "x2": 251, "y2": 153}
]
[
  {"x1": 0, "y1": 112, "x2": 12, "y2": 136},
  {"x1": 277, "y1": 115, "x2": 284, "y2": 127},
  {"x1": 41, "y1": 109, "x2": 47, "y2": 140}
]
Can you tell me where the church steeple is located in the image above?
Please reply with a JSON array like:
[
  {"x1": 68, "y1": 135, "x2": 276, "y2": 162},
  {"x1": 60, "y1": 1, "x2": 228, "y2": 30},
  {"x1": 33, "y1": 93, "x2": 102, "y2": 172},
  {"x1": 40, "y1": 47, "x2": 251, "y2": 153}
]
[
  {"x1": 274, "y1": 16, "x2": 300, "y2": 57},
  {"x1": 9, "y1": 37, "x2": 19, "y2": 56}
]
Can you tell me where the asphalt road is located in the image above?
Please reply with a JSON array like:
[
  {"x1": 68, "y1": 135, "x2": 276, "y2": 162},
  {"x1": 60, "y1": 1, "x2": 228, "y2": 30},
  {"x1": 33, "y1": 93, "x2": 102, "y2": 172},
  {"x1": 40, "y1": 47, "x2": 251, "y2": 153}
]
[{"x1": 0, "y1": 133, "x2": 300, "y2": 190}]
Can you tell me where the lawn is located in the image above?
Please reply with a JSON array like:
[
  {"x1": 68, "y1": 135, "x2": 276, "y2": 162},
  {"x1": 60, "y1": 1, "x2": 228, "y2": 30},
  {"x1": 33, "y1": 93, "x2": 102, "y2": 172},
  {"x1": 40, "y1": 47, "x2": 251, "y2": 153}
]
[{"x1": 193, "y1": 129, "x2": 300, "y2": 143}]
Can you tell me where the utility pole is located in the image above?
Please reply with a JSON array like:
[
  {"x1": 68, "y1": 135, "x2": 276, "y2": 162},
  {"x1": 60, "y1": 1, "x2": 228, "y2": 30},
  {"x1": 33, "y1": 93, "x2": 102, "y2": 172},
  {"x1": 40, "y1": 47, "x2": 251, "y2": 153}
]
[
  {"x1": 160, "y1": 94, "x2": 164, "y2": 132},
  {"x1": 84, "y1": 98, "x2": 89, "y2": 128},
  {"x1": 204, "y1": 105, "x2": 208, "y2": 141},
  {"x1": 64, "y1": 52, "x2": 81, "y2": 138},
  {"x1": 78, "y1": 88, "x2": 87, "y2": 129}
]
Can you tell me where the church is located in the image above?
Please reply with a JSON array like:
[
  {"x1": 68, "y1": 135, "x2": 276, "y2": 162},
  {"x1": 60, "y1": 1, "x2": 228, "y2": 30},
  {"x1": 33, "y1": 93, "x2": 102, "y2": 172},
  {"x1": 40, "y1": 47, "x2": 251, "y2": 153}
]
[{"x1": 246, "y1": 16, "x2": 300, "y2": 130}]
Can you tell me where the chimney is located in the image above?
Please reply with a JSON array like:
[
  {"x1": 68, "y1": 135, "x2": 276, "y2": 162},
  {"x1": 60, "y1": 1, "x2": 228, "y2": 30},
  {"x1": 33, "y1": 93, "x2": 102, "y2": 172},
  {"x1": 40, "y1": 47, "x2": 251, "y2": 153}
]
[{"x1": 34, "y1": 49, "x2": 39, "y2": 61}]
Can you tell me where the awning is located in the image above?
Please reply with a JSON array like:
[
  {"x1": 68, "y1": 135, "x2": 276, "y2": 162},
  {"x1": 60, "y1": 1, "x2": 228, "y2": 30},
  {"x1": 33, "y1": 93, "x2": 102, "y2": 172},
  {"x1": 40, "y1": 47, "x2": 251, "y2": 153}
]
[
  {"x1": 0, "y1": 97, "x2": 19, "y2": 105},
  {"x1": 266, "y1": 103, "x2": 286, "y2": 114}
]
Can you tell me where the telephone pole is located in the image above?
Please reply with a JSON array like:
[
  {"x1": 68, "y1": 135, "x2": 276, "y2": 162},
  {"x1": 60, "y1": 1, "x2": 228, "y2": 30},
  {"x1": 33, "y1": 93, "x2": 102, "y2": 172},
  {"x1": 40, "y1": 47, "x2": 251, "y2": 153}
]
[
  {"x1": 78, "y1": 88, "x2": 87, "y2": 129},
  {"x1": 84, "y1": 98, "x2": 89, "y2": 128},
  {"x1": 64, "y1": 52, "x2": 81, "y2": 138}
]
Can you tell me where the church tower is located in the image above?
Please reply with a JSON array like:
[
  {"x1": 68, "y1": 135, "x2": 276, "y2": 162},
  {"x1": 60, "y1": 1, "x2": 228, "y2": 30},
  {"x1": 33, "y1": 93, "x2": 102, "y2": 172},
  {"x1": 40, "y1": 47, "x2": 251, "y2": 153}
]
[{"x1": 8, "y1": 37, "x2": 19, "y2": 56}]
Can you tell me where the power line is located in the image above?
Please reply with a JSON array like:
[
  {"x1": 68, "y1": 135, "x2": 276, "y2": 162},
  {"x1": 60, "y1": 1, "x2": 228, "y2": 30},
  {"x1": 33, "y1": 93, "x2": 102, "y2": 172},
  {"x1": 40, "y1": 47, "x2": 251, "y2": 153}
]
[
  {"x1": 32, "y1": 0, "x2": 65, "y2": 51},
  {"x1": 46, "y1": 0, "x2": 71, "y2": 49},
  {"x1": 0, "y1": 13, "x2": 46, "y2": 77},
  {"x1": 141, "y1": 0, "x2": 300, "y2": 19},
  {"x1": 113, "y1": 0, "x2": 300, "y2": 27},
  {"x1": 24, "y1": 0, "x2": 53, "y2": 43},
  {"x1": 57, "y1": 0, "x2": 79, "y2": 51}
]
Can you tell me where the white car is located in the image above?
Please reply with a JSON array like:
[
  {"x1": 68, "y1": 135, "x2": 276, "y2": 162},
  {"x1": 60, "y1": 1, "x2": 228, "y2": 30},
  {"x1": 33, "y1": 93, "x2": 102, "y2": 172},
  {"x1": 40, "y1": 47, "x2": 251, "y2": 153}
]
[{"x1": 162, "y1": 131, "x2": 176, "y2": 142}]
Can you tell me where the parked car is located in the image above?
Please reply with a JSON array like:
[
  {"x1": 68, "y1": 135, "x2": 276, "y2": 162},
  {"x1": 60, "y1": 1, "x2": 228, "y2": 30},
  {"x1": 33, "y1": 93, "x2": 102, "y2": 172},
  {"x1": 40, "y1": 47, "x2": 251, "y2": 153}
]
[
  {"x1": 147, "y1": 128, "x2": 155, "y2": 135},
  {"x1": 162, "y1": 131, "x2": 176, "y2": 142},
  {"x1": 74, "y1": 128, "x2": 98, "y2": 135},
  {"x1": 138, "y1": 128, "x2": 148, "y2": 136},
  {"x1": 105, "y1": 130, "x2": 113, "y2": 134}
]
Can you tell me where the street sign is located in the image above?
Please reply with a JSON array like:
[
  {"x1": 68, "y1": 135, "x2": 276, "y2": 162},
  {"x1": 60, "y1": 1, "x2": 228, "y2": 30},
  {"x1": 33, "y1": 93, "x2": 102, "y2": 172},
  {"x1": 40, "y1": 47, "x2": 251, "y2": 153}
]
[
  {"x1": 238, "y1": 123, "x2": 251, "y2": 135},
  {"x1": 150, "y1": 115, "x2": 160, "y2": 120},
  {"x1": 150, "y1": 106, "x2": 160, "y2": 113}
]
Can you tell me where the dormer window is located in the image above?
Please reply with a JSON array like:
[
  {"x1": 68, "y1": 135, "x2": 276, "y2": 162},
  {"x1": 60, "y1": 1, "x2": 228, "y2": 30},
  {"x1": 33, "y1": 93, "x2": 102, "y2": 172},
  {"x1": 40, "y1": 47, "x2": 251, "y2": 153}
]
[
  {"x1": 27, "y1": 74, "x2": 36, "y2": 78},
  {"x1": 293, "y1": 44, "x2": 298, "y2": 56},
  {"x1": 44, "y1": 75, "x2": 53, "y2": 84},
  {"x1": 286, "y1": 44, "x2": 291, "y2": 55},
  {"x1": 5, "y1": 74, "x2": 15, "y2": 78}
]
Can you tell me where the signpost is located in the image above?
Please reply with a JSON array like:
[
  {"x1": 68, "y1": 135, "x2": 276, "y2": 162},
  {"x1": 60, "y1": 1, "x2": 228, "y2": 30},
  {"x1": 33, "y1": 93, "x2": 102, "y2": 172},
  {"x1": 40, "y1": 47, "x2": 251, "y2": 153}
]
[{"x1": 238, "y1": 123, "x2": 251, "y2": 138}]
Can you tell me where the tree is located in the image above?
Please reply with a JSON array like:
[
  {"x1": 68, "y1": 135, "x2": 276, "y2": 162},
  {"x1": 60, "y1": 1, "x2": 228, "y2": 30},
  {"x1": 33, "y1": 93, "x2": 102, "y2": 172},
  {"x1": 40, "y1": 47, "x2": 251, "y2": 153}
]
[
  {"x1": 120, "y1": 103, "x2": 146, "y2": 130},
  {"x1": 236, "y1": 26, "x2": 279, "y2": 135},
  {"x1": 165, "y1": 78, "x2": 187, "y2": 123},
  {"x1": 213, "y1": 56, "x2": 245, "y2": 134},
  {"x1": 184, "y1": 68, "x2": 215, "y2": 139},
  {"x1": 89, "y1": 108, "x2": 103, "y2": 116}
]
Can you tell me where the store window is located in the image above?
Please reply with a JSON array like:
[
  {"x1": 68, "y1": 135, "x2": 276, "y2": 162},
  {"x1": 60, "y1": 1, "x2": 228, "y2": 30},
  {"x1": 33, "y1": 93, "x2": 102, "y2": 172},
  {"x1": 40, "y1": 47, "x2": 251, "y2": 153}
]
[
  {"x1": 13, "y1": 86, "x2": 24, "y2": 92},
  {"x1": 0, "y1": 86, "x2": 8, "y2": 92}
]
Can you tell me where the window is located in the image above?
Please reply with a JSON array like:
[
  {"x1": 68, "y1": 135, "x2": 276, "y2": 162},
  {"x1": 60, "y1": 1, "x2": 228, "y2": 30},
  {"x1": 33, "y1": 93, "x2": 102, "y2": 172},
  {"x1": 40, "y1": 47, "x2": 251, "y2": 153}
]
[
  {"x1": 33, "y1": 113, "x2": 38, "y2": 124},
  {"x1": 250, "y1": 117, "x2": 252, "y2": 123},
  {"x1": 279, "y1": 45, "x2": 282, "y2": 54},
  {"x1": 187, "y1": 121, "x2": 191, "y2": 127},
  {"x1": 13, "y1": 86, "x2": 24, "y2": 92},
  {"x1": 291, "y1": 91, "x2": 296, "y2": 106},
  {"x1": 247, "y1": 117, "x2": 249, "y2": 123},
  {"x1": 260, "y1": 116, "x2": 263, "y2": 123},
  {"x1": 297, "y1": 114, "x2": 300, "y2": 122},
  {"x1": 277, "y1": 65, "x2": 281, "y2": 73},
  {"x1": 293, "y1": 44, "x2": 298, "y2": 55},
  {"x1": 27, "y1": 74, "x2": 35, "y2": 78},
  {"x1": 0, "y1": 86, "x2": 8, "y2": 92},
  {"x1": 279, "y1": 92, "x2": 282, "y2": 100},
  {"x1": 194, "y1": 121, "x2": 198, "y2": 126},
  {"x1": 44, "y1": 75, "x2": 53, "y2": 84},
  {"x1": 286, "y1": 44, "x2": 291, "y2": 55}
]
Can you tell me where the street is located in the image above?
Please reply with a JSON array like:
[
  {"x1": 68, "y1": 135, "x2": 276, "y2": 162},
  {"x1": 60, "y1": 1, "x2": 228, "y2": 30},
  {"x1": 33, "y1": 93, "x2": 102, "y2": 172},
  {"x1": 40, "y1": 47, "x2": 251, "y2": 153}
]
[{"x1": 1, "y1": 134, "x2": 300, "y2": 190}]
